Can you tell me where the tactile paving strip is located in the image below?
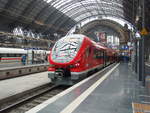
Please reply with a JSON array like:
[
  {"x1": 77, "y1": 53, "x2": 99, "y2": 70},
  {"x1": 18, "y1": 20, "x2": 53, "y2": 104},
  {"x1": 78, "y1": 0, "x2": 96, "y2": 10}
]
[{"x1": 132, "y1": 102, "x2": 150, "y2": 113}]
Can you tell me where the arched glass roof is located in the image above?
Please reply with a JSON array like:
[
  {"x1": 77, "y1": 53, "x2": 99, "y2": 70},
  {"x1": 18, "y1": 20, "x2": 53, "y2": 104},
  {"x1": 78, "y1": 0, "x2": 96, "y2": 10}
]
[
  {"x1": 44, "y1": 0, "x2": 132, "y2": 23},
  {"x1": 0, "y1": 0, "x2": 138, "y2": 36}
]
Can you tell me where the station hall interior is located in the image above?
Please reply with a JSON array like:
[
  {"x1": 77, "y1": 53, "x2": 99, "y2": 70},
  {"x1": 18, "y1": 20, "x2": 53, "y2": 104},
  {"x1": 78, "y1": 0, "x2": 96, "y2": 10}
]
[{"x1": 0, "y1": 0, "x2": 150, "y2": 113}]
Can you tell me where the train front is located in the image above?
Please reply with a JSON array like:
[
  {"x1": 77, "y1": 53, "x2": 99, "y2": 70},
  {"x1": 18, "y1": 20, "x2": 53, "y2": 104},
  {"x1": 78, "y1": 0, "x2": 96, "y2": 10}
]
[{"x1": 48, "y1": 35, "x2": 84, "y2": 85}]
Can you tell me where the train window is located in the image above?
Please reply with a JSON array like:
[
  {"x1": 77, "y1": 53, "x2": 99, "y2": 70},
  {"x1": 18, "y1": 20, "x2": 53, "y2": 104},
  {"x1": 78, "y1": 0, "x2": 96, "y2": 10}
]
[
  {"x1": 101, "y1": 52, "x2": 104, "y2": 58},
  {"x1": 0, "y1": 53, "x2": 23, "y2": 57},
  {"x1": 107, "y1": 56, "x2": 110, "y2": 61},
  {"x1": 93, "y1": 49, "x2": 96, "y2": 58},
  {"x1": 8, "y1": 54, "x2": 15, "y2": 57},
  {"x1": 85, "y1": 48, "x2": 90, "y2": 57},
  {"x1": 7, "y1": 54, "x2": 10, "y2": 57},
  {"x1": 1, "y1": 54, "x2": 5, "y2": 57},
  {"x1": 94, "y1": 49, "x2": 104, "y2": 59},
  {"x1": 16, "y1": 54, "x2": 22, "y2": 57}
]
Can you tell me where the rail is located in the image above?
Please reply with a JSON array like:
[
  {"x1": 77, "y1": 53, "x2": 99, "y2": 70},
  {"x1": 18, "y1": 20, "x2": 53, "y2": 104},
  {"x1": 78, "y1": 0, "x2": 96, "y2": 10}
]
[
  {"x1": 0, "y1": 84, "x2": 68, "y2": 113},
  {"x1": 0, "y1": 64, "x2": 49, "y2": 80}
]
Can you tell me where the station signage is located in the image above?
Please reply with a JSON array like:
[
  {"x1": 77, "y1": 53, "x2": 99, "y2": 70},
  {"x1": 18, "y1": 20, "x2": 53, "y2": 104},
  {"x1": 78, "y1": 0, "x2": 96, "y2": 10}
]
[
  {"x1": 95, "y1": 32, "x2": 107, "y2": 44},
  {"x1": 121, "y1": 45, "x2": 129, "y2": 50},
  {"x1": 140, "y1": 28, "x2": 149, "y2": 35}
]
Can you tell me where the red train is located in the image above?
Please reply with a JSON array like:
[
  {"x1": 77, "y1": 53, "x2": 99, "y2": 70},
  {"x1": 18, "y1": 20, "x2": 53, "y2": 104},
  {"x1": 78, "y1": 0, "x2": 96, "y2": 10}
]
[{"x1": 48, "y1": 34, "x2": 117, "y2": 85}]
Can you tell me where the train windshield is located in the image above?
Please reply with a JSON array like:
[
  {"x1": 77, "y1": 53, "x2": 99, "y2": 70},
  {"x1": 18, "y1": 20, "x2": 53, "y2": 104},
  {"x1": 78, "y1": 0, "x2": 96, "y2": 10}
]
[{"x1": 51, "y1": 36, "x2": 84, "y2": 63}]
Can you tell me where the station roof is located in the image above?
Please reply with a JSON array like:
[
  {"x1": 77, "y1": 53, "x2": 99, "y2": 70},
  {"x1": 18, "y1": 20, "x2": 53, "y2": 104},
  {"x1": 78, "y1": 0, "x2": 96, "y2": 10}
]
[
  {"x1": 48, "y1": 0, "x2": 133, "y2": 23},
  {"x1": 0, "y1": 0, "x2": 149, "y2": 38}
]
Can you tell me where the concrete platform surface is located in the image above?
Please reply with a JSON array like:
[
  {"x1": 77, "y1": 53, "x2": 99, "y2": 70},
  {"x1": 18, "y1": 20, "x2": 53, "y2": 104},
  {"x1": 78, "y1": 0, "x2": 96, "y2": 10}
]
[
  {"x1": 26, "y1": 63, "x2": 147, "y2": 113},
  {"x1": 0, "y1": 71, "x2": 50, "y2": 100}
]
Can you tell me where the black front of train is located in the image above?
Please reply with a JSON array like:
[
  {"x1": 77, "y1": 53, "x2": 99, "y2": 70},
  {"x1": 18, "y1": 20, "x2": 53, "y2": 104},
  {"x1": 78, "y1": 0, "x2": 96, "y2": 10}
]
[{"x1": 48, "y1": 67, "x2": 79, "y2": 85}]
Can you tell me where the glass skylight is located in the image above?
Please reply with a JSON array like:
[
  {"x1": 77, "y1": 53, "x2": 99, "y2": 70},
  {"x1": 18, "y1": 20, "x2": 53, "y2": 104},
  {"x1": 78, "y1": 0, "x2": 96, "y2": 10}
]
[
  {"x1": 42, "y1": 0, "x2": 131, "y2": 24},
  {"x1": 43, "y1": 0, "x2": 53, "y2": 3}
]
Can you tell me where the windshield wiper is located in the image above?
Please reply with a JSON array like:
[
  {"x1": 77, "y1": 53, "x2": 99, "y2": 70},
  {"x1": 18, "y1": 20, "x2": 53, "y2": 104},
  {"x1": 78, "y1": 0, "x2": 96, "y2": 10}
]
[{"x1": 59, "y1": 48, "x2": 77, "y2": 51}]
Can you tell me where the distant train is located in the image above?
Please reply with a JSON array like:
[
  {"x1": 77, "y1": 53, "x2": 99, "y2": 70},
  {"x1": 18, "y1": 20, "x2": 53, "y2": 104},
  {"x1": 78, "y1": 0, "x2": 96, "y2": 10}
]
[
  {"x1": 48, "y1": 34, "x2": 117, "y2": 85},
  {"x1": 0, "y1": 47, "x2": 50, "y2": 64}
]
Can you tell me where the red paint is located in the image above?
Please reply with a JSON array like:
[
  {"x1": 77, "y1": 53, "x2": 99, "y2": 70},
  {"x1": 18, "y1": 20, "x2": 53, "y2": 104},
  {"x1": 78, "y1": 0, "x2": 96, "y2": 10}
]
[
  {"x1": 0, "y1": 57, "x2": 21, "y2": 60},
  {"x1": 48, "y1": 35, "x2": 117, "y2": 81}
]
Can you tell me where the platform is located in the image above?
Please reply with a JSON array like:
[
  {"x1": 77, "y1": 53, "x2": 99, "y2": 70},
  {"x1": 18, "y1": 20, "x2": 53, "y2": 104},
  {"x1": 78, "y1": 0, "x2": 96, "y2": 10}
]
[
  {"x1": 145, "y1": 63, "x2": 150, "y2": 76},
  {"x1": 0, "y1": 63, "x2": 49, "y2": 70},
  {"x1": 0, "y1": 71, "x2": 50, "y2": 100},
  {"x1": 27, "y1": 63, "x2": 147, "y2": 113}
]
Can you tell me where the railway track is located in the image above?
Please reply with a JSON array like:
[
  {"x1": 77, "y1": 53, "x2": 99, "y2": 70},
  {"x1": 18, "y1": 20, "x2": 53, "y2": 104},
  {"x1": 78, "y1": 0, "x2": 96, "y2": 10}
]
[
  {"x1": 0, "y1": 84, "x2": 69, "y2": 113},
  {"x1": 0, "y1": 63, "x2": 116, "y2": 113}
]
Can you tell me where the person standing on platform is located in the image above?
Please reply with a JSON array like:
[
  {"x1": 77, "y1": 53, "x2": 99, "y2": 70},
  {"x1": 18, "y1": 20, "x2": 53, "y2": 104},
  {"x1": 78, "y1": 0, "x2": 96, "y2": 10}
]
[{"x1": 21, "y1": 55, "x2": 26, "y2": 65}]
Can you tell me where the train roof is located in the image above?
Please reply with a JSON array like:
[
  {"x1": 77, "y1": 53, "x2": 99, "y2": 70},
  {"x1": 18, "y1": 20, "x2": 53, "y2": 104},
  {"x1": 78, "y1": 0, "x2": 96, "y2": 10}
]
[
  {"x1": 0, "y1": 47, "x2": 27, "y2": 54},
  {"x1": 64, "y1": 34, "x2": 85, "y2": 39},
  {"x1": 0, "y1": 47, "x2": 50, "y2": 55},
  {"x1": 63, "y1": 34, "x2": 105, "y2": 49},
  {"x1": 63, "y1": 34, "x2": 116, "y2": 52},
  {"x1": 92, "y1": 41, "x2": 107, "y2": 50}
]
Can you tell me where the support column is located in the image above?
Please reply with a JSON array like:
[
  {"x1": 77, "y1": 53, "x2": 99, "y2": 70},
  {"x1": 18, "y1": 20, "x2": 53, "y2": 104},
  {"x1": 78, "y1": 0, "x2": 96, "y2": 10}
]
[
  {"x1": 135, "y1": 41, "x2": 138, "y2": 73},
  {"x1": 138, "y1": 0, "x2": 145, "y2": 86},
  {"x1": 139, "y1": 39, "x2": 143, "y2": 81}
]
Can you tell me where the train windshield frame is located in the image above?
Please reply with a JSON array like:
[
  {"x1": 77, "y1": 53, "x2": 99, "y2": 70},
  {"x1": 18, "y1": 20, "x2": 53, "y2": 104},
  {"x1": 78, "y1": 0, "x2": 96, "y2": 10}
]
[{"x1": 51, "y1": 36, "x2": 84, "y2": 63}]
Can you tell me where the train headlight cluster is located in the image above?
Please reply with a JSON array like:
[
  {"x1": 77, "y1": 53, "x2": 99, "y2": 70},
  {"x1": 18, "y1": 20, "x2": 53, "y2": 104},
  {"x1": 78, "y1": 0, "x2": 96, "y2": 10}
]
[
  {"x1": 75, "y1": 63, "x2": 80, "y2": 67},
  {"x1": 70, "y1": 63, "x2": 80, "y2": 68}
]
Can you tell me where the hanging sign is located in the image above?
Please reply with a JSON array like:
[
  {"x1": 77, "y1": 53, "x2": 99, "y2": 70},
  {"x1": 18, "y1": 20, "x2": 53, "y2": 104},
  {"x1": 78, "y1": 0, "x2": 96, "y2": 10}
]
[{"x1": 140, "y1": 28, "x2": 149, "y2": 35}]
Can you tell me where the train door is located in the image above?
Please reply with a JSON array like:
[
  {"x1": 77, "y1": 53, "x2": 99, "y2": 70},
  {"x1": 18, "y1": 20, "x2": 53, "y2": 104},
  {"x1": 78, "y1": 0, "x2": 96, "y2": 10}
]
[
  {"x1": 32, "y1": 50, "x2": 34, "y2": 64},
  {"x1": 83, "y1": 47, "x2": 91, "y2": 70},
  {"x1": 103, "y1": 51, "x2": 106, "y2": 67},
  {"x1": 89, "y1": 46, "x2": 95, "y2": 68},
  {"x1": 93, "y1": 48, "x2": 105, "y2": 68},
  {"x1": 27, "y1": 50, "x2": 33, "y2": 64},
  {"x1": 93, "y1": 48, "x2": 99, "y2": 68},
  {"x1": 0, "y1": 54, "x2": 1, "y2": 62},
  {"x1": 105, "y1": 51, "x2": 109, "y2": 66}
]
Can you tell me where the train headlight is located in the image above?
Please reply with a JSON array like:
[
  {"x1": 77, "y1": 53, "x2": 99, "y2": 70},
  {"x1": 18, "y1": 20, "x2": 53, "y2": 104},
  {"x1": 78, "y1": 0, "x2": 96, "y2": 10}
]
[
  {"x1": 75, "y1": 63, "x2": 80, "y2": 67},
  {"x1": 70, "y1": 63, "x2": 80, "y2": 68}
]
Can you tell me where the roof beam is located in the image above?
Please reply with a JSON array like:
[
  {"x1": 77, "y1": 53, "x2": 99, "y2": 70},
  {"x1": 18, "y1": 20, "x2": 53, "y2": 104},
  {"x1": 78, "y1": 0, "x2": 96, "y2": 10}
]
[{"x1": 3, "y1": 0, "x2": 14, "y2": 10}]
